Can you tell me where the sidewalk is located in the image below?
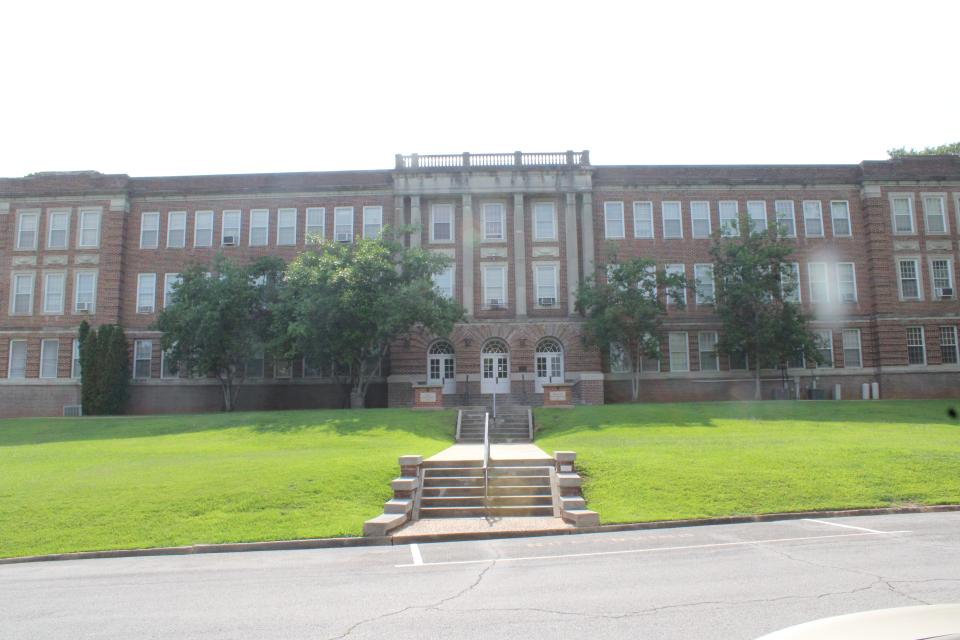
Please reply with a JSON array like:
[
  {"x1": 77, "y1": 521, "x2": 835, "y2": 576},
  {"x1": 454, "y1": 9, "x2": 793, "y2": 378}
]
[{"x1": 426, "y1": 442, "x2": 552, "y2": 462}]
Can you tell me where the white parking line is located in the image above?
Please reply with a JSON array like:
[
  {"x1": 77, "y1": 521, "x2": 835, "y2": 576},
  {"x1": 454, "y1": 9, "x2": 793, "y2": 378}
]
[
  {"x1": 409, "y1": 544, "x2": 423, "y2": 566},
  {"x1": 803, "y1": 518, "x2": 888, "y2": 534},
  {"x1": 396, "y1": 530, "x2": 911, "y2": 568}
]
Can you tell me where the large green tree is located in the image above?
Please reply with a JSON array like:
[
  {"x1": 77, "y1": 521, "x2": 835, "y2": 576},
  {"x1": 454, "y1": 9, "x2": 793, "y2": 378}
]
[
  {"x1": 888, "y1": 142, "x2": 960, "y2": 158},
  {"x1": 576, "y1": 257, "x2": 686, "y2": 401},
  {"x1": 710, "y1": 227, "x2": 823, "y2": 399},
  {"x1": 155, "y1": 255, "x2": 284, "y2": 411},
  {"x1": 273, "y1": 236, "x2": 464, "y2": 408},
  {"x1": 77, "y1": 321, "x2": 130, "y2": 415}
]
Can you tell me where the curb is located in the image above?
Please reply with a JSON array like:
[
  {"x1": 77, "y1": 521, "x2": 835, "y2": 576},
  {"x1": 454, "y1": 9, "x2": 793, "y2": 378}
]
[{"x1": 3, "y1": 503, "x2": 957, "y2": 565}]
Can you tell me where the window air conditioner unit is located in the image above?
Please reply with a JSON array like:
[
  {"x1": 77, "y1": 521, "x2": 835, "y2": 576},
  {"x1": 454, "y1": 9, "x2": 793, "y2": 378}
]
[
  {"x1": 538, "y1": 297, "x2": 557, "y2": 307},
  {"x1": 938, "y1": 287, "x2": 954, "y2": 299},
  {"x1": 487, "y1": 299, "x2": 504, "y2": 308},
  {"x1": 137, "y1": 305, "x2": 154, "y2": 314},
  {"x1": 63, "y1": 405, "x2": 83, "y2": 417},
  {"x1": 222, "y1": 235, "x2": 237, "y2": 246},
  {"x1": 75, "y1": 302, "x2": 91, "y2": 313},
  {"x1": 335, "y1": 233, "x2": 352, "y2": 243}
]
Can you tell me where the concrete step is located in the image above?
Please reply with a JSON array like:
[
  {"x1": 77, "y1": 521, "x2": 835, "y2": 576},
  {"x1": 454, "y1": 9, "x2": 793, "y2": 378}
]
[
  {"x1": 490, "y1": 484, "x2": 552, "y2": 496},
  {"x1": 422, "y1": 476, "x2": 485, "y2": 487},
  {"x1": 421, "y1": 486, "x2": 485, "y2": 497},
  {"x1": 488, "y1": 466, "x2": 549, "y2": 477},
  {"x1": 424, "y1": 467, "x2": 484, "y2": 478},
  {"x1": 420, "y1": 495, "x2": 553, "y2": 508},
  {"x1": 420, "y1": 505, "x2": 555, "y2": 518},
  {"x1": 489, "y1": 475, "x2": 550, "y2": 487},
  {"x1": 423, "y1": 459, "x2": 482, "y2": 469}
]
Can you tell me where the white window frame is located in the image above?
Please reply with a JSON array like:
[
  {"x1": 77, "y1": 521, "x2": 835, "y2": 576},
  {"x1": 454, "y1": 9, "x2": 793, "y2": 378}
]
[
  {"x1": 808, "y1": 262, "x2": 829, "y2": 303},
  {"x1": 137, "y1": 273, "x2": 157, "y2": 314},
  {"x1": 249, "y1": 209, "x2": 270, "y2": 246},
  {"x1": 661, "y1": 201, "x2": 683, "y2": 239},
  {"x1": 830, "y1": 200, "x2": 852, "y2": 237},
  {"x1": 46, "y1": 208, "x2": 71, "y2": 250},
  {"x1": 194, "y1": 211, "x2": 214, "y2": 247},
  {"x1": 534, "y1": 263, "x2": 559, "y2": 307},
  {"x1": 72, "y1": 338, "x2": 81, "y2": 379},
  {"x1": 163, "y1": 273, "x2": 181, "y2": 309},
  {"x1": 74, "y1": 270, "x2": 97, "y2": 313},
  {"x1": 718, "y1": 201, "x2": 740, "y2": 237},
  {"x1": 77, "y1": 208, "x2": 101, "y2": 248},
  {"x1": 836, "y1": 262, "x2": 857, "y2": 303},
  {"x1": 362, "y1": 206, "x2": 383, "y2": 239},
  {"x1": 482, "y1": 203, "x2": 505, "y2": 241},
  {"x1": 897, "y1": 257, "x2": 922, "y2": 301},
  {"x1": 929, "y1": 257, "x2": 955, "y2": 299},
  {"x1": 432, "y1": 265, "x2": 455, "y2": 299},
  {"x1": 533, "y1": 202, "x2": 557, "y2": 241},
  {"x1": 690, "y1": 201, "x2": 711, "y2": 239},
  {"x1": 482, "y1": 264, "x2": 508, "y2": 309},
  {"x1": 306, "y1": 207, "x2": 326, "y2": 242},
  {"x1": 604, "y1": 201, "x2": 625, "y2": 239},
  {"x1": 429, "y1": 204, "x2": 453, "y2": 243},
  {"x1": 16, "y1": 210, "x2": 40, "y2": 250},
  {"x1": 698, "y1": 331, "x2": 719, "y2": 372},
  {"x1": 39, "y1": 338, "x2": 59, "y2": 379},
  {"x1": 802, "y1": 200, "x2": 824, "y2": 237},
  {"x1": 161, "y1": 349, "x2": 179, "y2": 379},
  {"x1": 890, "y1": 194, "x2": 916, "y2": 235},
  {"x1": 781, "y1": 262, "x2": 801, "y2": 303},
  {"x1": 922, "y1": 194, "x2": 948, "y2": 235},
  {"x1": 133, "y1": 339, "x2": 153, "y2": 379},
  {"x1": 221, "y1": 210, "x2": 241, "y2": 246},
  {"x1": 166, "y1": 211, "x2": 187, "y2": 248},
  {"x1": 665, "y1": 263, "x2": 685, "y2": 305},
  {"x1": 774, "y1": 200, "x2": 796, "y2": 238},
  {"x1": 140, "y1": 212, "x2": 160, "y2": 248},
  {"x1": 939, "y1": 326, "x2": 958, "y2": 365},
  {"x1": 42, "y1": 272, "x2": 66, "y2": 315},
  {"x1": 668, "y1": 332, "x2": 689, "y2": 372},
  {"x1": 747, "y1": 201, "x2": 767, "y2": 234},
  {"x1": 694, "y1": 263, "x2": 714, "y2": 305},
  {"x1": 842, "y1": 328, "x2": 862, "y2": 368},
  {"x1": 816, "y1": 330, "x2": 834, "y2": 368},
  {"x1": 10, "y1": 272, "x2": 35, "y2": 316},
  {"x1": 277, "y1": 208, "x2": 298, "y2": 245},
  {"x1": 633, "y1": 201, "x2": 654, "y2": 239},
  {"x1": 906, "y1": 326, "x2": 926, "y2": 366},
  {"x1": 7, "y1": 339, "x2": 27, "y2": 379}
]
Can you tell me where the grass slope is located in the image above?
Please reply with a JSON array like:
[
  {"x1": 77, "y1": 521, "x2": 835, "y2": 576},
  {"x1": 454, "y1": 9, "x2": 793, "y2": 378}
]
[
  {"x1": 0, "y1": 409, "x2": 453, "y2": 559},
  {"x1": 535, "y1": 400, "x2": 960, "y2": 524}
]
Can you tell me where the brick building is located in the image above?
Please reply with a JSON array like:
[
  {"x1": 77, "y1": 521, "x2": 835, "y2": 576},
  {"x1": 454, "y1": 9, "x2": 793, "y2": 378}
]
[{"x1": 1, "y1": 152, "x2": 959, "y2": 417}]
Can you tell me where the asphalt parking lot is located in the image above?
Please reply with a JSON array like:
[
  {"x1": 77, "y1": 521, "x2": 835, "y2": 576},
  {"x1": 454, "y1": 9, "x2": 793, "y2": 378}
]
[{"x1": 3, "y1": 512, "x2": 959, "y2": 639}]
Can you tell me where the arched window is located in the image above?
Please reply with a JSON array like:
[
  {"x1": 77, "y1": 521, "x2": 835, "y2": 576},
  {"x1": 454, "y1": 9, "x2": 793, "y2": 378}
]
[
  {"x1": 428, "y1": 341, "x2": 454, "y2": 355},
  {"x1": 482, "y1": 339, "x2": 509, "y2": 354},
  {"x1": 535, "y1": 338, "x2": 563, "y2": 354}
]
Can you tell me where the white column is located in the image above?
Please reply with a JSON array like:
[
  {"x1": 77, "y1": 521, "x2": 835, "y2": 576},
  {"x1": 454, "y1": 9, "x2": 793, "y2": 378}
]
[
  {"x1": 393, "y1": 195, "x2": 404, "y2": 242},
  {"x1": 580, "y1": 193, "x2": 595, "y2": 278},
  {"x1": 513, "y1": 193, "x2": 527, "y2": 317},
  {"x1": 409, "y1": 196, "x2": 421, "y2": 248},
  {"x1": 565, "y1": 192, "x2": 580, "y2": 314},
  {"x1": 461, "y1": 194, "x2": 474, "y2": 316}
]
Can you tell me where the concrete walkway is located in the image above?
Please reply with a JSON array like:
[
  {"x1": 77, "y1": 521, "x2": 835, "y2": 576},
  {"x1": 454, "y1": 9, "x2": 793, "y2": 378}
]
[
  {"x1": 426, "y1": 442, "x2": 552, "y2": 462},
  {"x1": 394, "y1": 516, "x2": 572, "y2": 537}
]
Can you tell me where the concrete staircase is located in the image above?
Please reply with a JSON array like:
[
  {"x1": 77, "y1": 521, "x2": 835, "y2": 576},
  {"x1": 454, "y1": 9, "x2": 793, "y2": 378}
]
[
  {"x1": 417, "y1": 459, "x2": 555, "y2": 518},
  {"x1": 457, "y1": 406, "x2": 532, "y2": 443}
]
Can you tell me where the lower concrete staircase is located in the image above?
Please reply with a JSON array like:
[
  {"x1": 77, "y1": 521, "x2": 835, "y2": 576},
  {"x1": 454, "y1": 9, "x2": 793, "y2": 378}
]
[
  {"x1": 458, "y1": 406, "x2": 532, "y2": 443},
  {"x1": 418, "y1": 459, "x2": 554, "y2": 519}
]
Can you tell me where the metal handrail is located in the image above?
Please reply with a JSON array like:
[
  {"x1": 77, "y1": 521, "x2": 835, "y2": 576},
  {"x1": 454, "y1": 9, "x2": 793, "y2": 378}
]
[
  {"x1": 483, "y1": 412, "x2": 490, "y2": 511},
  {"x1": 527, "y1": 408, "x2": 534, "y2": 441},
  {"x1": 455, "y1": 409, "x2": 462, "y2": 441}
]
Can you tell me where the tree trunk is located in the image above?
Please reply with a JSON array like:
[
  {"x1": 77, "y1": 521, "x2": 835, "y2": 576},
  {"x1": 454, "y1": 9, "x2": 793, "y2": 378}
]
[
  {"x1": 754, "y1": 361, "x2": 762, "y2": 400},
  {"x1": 350, "y1": 389, "x2": 365, "y2": 408},
  {"x1": 221, "y1": 380, "x2": 233, "y2": 412}
]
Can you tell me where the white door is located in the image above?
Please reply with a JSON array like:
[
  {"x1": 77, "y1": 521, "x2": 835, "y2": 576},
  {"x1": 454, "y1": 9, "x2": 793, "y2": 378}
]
[
  {"x1": 481, "y1": 354, "x2": 510, "y2": 394},
  {"x1": 535, "y1": 339, "x2": 564, "y2": 393},
  {"x1": 428, "y1": 354, "x2": 456, "y2": 394}
]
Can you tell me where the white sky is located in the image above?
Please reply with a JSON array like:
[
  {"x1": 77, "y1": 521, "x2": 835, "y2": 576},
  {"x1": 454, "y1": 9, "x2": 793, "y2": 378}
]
[{"x1": 1, "y1": 0, "x2": 957, "y2": 177}]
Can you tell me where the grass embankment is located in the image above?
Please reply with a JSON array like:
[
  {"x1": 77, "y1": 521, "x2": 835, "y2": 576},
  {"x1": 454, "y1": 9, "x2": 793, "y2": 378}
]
[
  {"x1": 0, "y1": 409, "x2": 453, "y2": 558},
  {"x1": 535, "y1": 400, "x2": 960, "y2": 524}
]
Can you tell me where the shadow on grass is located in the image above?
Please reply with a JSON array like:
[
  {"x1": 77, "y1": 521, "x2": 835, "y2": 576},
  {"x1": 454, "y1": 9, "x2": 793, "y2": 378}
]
[{"x1": 0, "y1": 408, "x2": 457, "y2": 448}]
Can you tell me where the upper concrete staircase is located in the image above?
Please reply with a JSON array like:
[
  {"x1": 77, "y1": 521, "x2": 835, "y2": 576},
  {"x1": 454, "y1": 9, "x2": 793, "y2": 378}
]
[{"x1": 457, "y1": 406, "x2": 532, "y2": 443}]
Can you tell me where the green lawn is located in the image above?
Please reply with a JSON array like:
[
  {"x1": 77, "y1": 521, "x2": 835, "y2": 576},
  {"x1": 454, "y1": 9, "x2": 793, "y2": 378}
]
[
  {"x1": 535, "y1": 400, "x2": 960, "y2": 524},
  {"x1": 0, "y1": 409, "x2": 453, "y2": 559}
]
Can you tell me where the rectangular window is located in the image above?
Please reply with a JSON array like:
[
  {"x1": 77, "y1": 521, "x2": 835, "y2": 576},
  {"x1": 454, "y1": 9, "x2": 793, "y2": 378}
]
[
  {"x1": 7, "y1": 340, "x2": 27, "y2": 378},
  {"x1": 662, "y1": 201, "x2": 682, "y2": 238},
  {"x1": 892, "y1": 196, "x2": 915, "y2": 233},
  {"x1": 74, "y1": 271, "x2": 96, "y2": 313},
  {"x1": 836, "y1": 263, "x2": 857, "y2": 303},
  {"x1": 747, "y1": 201, "x2": 767, "y2": 234},
  {"x1": 816, "y1": 330, "x2": 834, "y2": 368},
  {"x1": 842, "y1": 329, "x2": 862, "y2": 368},
  {"x1": 665, "y1": 264, "x2": 685, "y2": 305},
  {"x1": 72, "y1": 339, "x2": 81, "y2": 379},
  {"x1": 47, "y1": 209, "x2": 70, "y2": 249},
  {"x1": 161, "y1": 349, "x2": 178, "y2": 379},
  {"x1": 483, "y1": 265, "x2": 507, "y2": 308},
  {"x1": 923, "y1": 196, "x2": 947, "y2": 234},
  {"x1": 609, "y1": 343, "x2": 630, "y2": 373},
  {"x1": 16, "y1": 211, "x2": 39, "y2": 250},
  {"x1": 483, "y1": 203, "x2": 505, "y2": 240},
  {"x1": 690, "y1": 201, "x2": 711, "y2": 238},
  {"x1": 898, "y1": 259, "x2": 921, "y2": 300},
  {"x1": 831, "y1": 201, "x2": 852, "y2": 237},
  {"x1": 433, "y1": 266, "x2": 454, "y2": 299},
  {"x1": 137, "y1": 273, "x2": 157, "y2": 314},
  {"x1": 43, "y1": 273, "x2": 65, "y2": 314},
  {"x1": 140, "y1": 212, "x2": 160, "y2": 248},
  {"x1": 277, "y1": 208, "x2": 298, "y2": 245},
  {"x1": 133, "y1": 340, "x2": 153, "y2": 379},
  {"x1": 305, "y1": 207, "x2": 325, "y2": 242},
  {"x1": 11, "y1": 273, "x2": 35, "y2": 315},
  {"x1": 194, "y1": 211, "x2": 214, "y2": 247},
  {"x1": 535, "y1": 264, "x2": 558, "y2": 306},
  {"x1": 930, "y1": 258, "x2": 954, "y2": 298},
  {"x1": 802, "y1": 201, "x2": 824, "y2": 237},
  {"x1": 694, "y1": 263, "x2": 714, "y2": 304},
  {"x1": 604, "y1": 201, "x2": 625, "y2": 239},
  {"x1": 249, "y1": 209, "x2": 269, "y2": 246},
  {"x1": 774, "y1": 200, "x2": 796, "y2": 237},
  {"x1": 633, "y1": 201, "x2": 654, "y2": 238},
  {"x1": 940, "y1": 326, "x2": 958, "y2": 364},
  {"x1": 808, "y1": 263, "x2": 829, "y2": 303},
  {"x1": 362, "y1": 206, "x2": 382, "y2": 239},
  {"x1": 430, "y1": 204, "x2": 452, "y2": 243},
  {"x1": 533, "y1": 202, "x2": 557, "y2": 241},
  {"x1": 245, "y1": 352, "x2": 265, "y2": 378},
  {"x1": 718, "y1": 201, "x2": 740, "y2": 237},
  {"x1": 781, "y1": 262, "x2": 801, "y2": 302},
  {"x1": 78, "y1": 208, "x2": 101, "y2": 248},
  {"x1": 729, "y1": 351, "x2": 749, "y2": 370},
  {"x1": 303, "y1": 357, "x2": 324, "y2": 378},
  {"x1": 906, "y1": 327, "x2": 926, "y2": 365},
  {"x1": 668, "y1": 332, "x2": 689, "y2": 372},
  {"x1": 221, "y1": 210, "x2": 241, "y2": 246},
  {"x1": 640, "y1": 264, "x2": 657, "y2": 300},
  {"x1": 40, "y1": 339, "x2": 59, "y2": 379},
  {"x1": 166, "y1": 211, "x2": 187, "y2": 248},
  {"x1": 163, "y1": 273, "x2": 181, "y2": 308},
  {"x1": 698, "y1": 331, "x2": 719, "y2": 371}
]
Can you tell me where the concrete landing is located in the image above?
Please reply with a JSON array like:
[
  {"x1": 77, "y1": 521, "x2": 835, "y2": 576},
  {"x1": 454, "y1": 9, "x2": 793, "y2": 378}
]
[
  {"x1": 393, "y1": 516, "x2": 572, "y2": 538},
  {"x1": 426, "y1": 443, "x2": 552, "y2": 462}
]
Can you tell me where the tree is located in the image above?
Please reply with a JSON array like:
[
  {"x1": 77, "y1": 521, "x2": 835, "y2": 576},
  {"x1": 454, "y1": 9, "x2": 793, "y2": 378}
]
[
  {"x1": 710, "y1": 227, "x2": 823, "y2": 400},
  {"x1": 576, "y1": 257, "x2": 686, "y2": 401},
  {"x1": 77, "y1": 320, "x2": 98, "y2": 415},
  {"x1": 155, "y1": 254, "x2": 284, "y2": 411},
  {"x1": 888, "y1": 142, "x2": 960, "y2": 158},
  {"x1": 77, "y1": 322, "x2": 130, "y2": 415},
  {"x1": 273, "y1": 235, "x2": 464, "y2": 408}
]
